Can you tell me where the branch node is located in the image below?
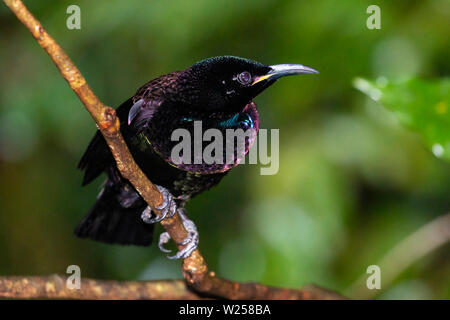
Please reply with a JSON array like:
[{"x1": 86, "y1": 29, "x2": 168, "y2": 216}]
[{"x1": 99, "y1": 107, "x2": 119, "y2": 133}]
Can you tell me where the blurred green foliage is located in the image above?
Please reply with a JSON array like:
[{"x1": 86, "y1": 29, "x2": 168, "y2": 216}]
[
  {"x1": 355, "y1": 77, "x2": 450, "y2": 161},
  {"x1": 0, "y1": 0, "x2": 449, "y2": 299}
]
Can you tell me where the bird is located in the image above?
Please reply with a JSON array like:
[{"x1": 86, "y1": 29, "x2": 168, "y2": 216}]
[{"x1": 76, "y1": 56, "x2": 318, "y2": 259}]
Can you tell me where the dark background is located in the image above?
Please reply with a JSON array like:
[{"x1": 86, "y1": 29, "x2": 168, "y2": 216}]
[{"x1": 0, "y1": 0, "x2": 448, "y2": 299}]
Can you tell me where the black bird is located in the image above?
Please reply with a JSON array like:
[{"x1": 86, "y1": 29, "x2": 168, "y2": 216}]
[{"x1": 76, "y1": 56, "x2": 318, "y2": 259}]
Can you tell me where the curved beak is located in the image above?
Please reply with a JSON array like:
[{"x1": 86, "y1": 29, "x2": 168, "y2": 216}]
[{"x1": 252, "y1": 64, "x2": 319, "y2": 86}]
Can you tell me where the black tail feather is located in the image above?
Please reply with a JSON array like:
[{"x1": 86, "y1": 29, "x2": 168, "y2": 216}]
[
  {"x1": 77, "y1": 98, "x2": 153, "y2": 246},
  {"x1": 75, "y1": 183, "x2": 154, "y2": 246}
]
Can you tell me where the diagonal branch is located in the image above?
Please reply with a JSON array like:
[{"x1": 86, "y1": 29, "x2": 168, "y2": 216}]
[{"x1": 2, "y1": 0, "x2": 345, "y2": 300}]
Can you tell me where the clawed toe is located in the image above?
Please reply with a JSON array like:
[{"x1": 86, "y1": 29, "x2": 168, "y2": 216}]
[
  {"x1": 141, "y1": 186, "x2": 199, "y2": 260},
  {"x1": 158, "y1": 232, "x2": 172, "y2": 253},
  {"x1": 156, "y1": 208, "x2": 199, "y2": 260},
  {"x1": 141, "y1": 185, "x2": 177, "y2": 224}
]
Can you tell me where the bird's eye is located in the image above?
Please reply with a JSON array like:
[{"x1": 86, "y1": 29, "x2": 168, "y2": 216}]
[{"x1": 237, "y1": 71, "x2": 252, "y2": 85}]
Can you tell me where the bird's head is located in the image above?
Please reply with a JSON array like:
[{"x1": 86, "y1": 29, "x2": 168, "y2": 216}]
[{"x1": 180, "y1": 55, "x2": 318, "y2": 114}]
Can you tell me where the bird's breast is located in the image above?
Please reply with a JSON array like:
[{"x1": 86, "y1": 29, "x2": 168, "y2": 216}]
[{"x1": 142, "y1": 102, "x2": 259, "y2": 174}]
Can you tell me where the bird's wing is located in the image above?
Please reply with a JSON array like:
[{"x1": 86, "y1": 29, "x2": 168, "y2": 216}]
[
  {"x1": 78, "y1": 97, "x2": 165, "y2": 185},
  {"x1": 126, "y1": 72, "x2": 182, "y2": 131},
  {"x1": 126, "y1": 98, "x2": 162, "y2": 131},
  {"x1": 79, "y1": 72, "x2": 181, "y2": 185}
]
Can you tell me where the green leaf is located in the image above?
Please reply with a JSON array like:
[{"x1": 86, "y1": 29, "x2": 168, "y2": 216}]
[{"x1": 354, "y1": 77, "x2": 450, "y2": 161}]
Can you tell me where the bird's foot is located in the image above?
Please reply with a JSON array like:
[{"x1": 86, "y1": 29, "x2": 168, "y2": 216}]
[
  {"x1": 141, "y1": 185, "x2": 177, "y2": 224},
  {"x1": 158, "y1": 208, "x2": 199, "y2": 260}
]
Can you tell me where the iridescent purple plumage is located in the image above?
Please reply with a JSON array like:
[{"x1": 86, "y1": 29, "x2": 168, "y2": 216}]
[{"x1": 77, "y1": 56, "x2": 318, "y2": 251}]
